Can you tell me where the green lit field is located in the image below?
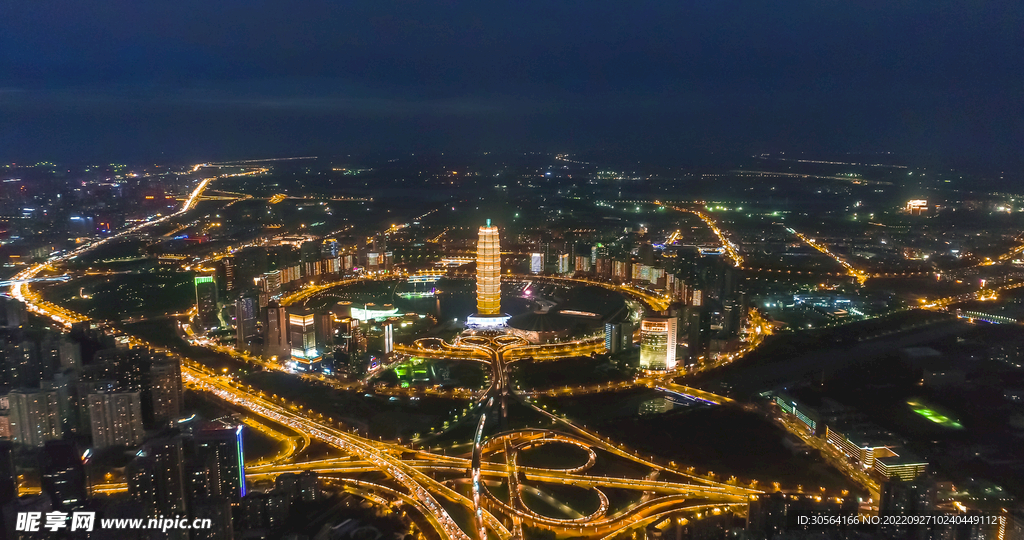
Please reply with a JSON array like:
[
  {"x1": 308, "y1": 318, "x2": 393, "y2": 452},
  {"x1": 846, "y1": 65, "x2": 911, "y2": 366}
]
[{"x1": 907, "y1": 399, "x2": 964, "y2": 429}]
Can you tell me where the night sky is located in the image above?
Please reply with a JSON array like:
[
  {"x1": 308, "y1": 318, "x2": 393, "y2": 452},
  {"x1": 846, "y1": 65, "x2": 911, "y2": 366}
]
[{"x1": 1, "y1": 1, "x2": 1021, "y2": 170}]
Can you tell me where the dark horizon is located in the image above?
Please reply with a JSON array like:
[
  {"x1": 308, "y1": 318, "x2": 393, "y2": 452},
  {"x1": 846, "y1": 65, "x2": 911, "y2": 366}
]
[{"x1": 2, "y1": 1, "x2": 1022, "y2": 174}]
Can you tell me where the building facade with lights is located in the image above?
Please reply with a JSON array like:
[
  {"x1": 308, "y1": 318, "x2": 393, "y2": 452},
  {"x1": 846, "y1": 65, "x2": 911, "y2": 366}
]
[
  {"x1": 194, "y1": 275, "x2": 219, "y2": 329},
  {"x1": 469, "y1": 220, "x2": 509, "y2": 327},
  {"x1": 639, "y1": 316, "x2": 678, "y2": 370},
  {"x1": 288, "y1": 307, "x2": 321, "y2": 371}
]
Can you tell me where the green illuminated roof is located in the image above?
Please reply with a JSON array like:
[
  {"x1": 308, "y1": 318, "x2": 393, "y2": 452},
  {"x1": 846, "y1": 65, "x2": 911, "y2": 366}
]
[{"x1": 907, "y1": 400, "x2": 963, "y2": 429}]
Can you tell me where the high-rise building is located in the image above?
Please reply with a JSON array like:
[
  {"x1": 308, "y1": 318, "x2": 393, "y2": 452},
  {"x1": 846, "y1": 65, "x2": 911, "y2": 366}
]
[
  {"x1": 0, "y1": 441, "x2": 16, "y2": 506},
  {"x1": 300, "y1": 241, "x2": 320, "y2": 264},
  {"x1": 128, "y1": 436, "x2": 188, "y2": 516},
  {"x1": 41, "y1": 371, "x2": 76, "y2": 434},
  {"x1": 468, "y1": 221, "x2": 508, "y2": 327},
  {"x1": 262, "y1": 270, "x2": 282, "y2": 297},
  {"x1": 366, "y1": 252, "x2": 380, "y2": 272},
  {"x1": 476, "y1": 221, "x2": 501, "y2": 315},
  {"x1": 686, "y1": 305, "x2": 708, "y2": 363},
  {"x1": 879, "y1": 477, "x2": 934, "y2": 520},
  {"x1": 998, "y1": 508, "x2": 1024, "y2": 540},
  {"x1": 596, "y1": 258, "x2": 612, "y2": 278},
  {"x1": 149, "y1": 358, "x2": 182, "y2": 426},
  {"x1": 3, "y1": 297, "x2": 27, "y2": 330},
  {"x1": 557, "y1": 253, "x2": 570, "y2": 274},
  {"x1": 288, "y1": 307, "x2": 321, "y2": 371},
  {"x1": 40, "y1": 440, "x2": 87, "y2": 510},
  {"x1": 8, "y1": 389, "x2": 62, "y2": 447},
  {"x1": 194, "y1": 425, "x2": 246, "y2": 504},
  {"x1": 314, "y1": 310, "x2": 333, "y2": 351},
  {"x1": 613, "y1": 260, "x2": 631, "y2": 282},
  {"x1": 639, "y1": 316, "x2": 677, "y2": 371},
  {"x1": 219, "y1": 256, "x2": 235, "y2": 292},
  {"x1": 4, "y1": 341, "x2": 41, "y2": 388},
  {"x1": 234, "y1": 297, "x2": 258, "y2": 352},
  {"x1": 195, "y1": 275, "x2": 219, "y2": 329},
  {"x1": 298, "y1": 470, "x2": 320, "y2": 502},
  {"x1": 530, "y1": 252, "x2": 543, "y2": 274},
  {"x1": 264, "y1": 301, "x2": 289, "y2": 361},
  {"x1": 383, "y1": 321, "x2": 394, "y2": 355},
  {"x1": 38, "y1": 336, "x2": 60, "y2": 382},
  {"x1": 604, "y1": 322, "x2": 634, "y2": 354},
  {"x1": 87, "y1": 348, "x2": 181, "y2": 429},
  {"x1": 190, "y1": 496, "x2": 234, "y2": 540},
  {"x1": 574, "y1": 255, "x2": 590, "y2": 274},
  {"x1": 320, "y1": 238, "x2": 340, "y2": 258},
  {"x1": 88, "y1": 391, "x2": 144, "y2": 448},
  {"x1": 58, "y1": 338, "x2": 81, "y2": 371}
]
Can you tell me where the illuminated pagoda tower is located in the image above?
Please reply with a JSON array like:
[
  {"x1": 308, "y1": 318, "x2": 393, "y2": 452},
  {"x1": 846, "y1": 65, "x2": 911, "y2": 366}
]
[{"x1": 468, "y1": 220, "x2": 510, "y2": 327}]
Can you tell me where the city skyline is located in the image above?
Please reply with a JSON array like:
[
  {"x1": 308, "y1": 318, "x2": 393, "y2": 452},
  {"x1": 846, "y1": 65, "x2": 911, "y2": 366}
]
[{"x1": 1, "y1": 1, "x2": 1023, "y2": 537}]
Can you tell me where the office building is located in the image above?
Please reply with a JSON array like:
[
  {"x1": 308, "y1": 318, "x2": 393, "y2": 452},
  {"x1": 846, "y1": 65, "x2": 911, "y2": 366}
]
[
  {"x1": 772, "y1": 392, "x2": 820, "y2": 434},
  {"x1": 530, "y1": 252, "x2": 543, "y2": 274},
  {"x1": 686, "y1": 304, "x2": 708, "y2": 363},
  {"x1": 195, "y1": 275, "x2": 219, "y2": 329},
  {"x1": 234, "y1": 297, "x2": 258, "y2": 352},
  {"x1": 88, "y1": 391, "x2": 144, "y2": 448},
  {"x1": 314, "y1": 309, "x2": 333, "y2": 351},
  {"x1": 219, "y1": 256, "x2": 235, "y2": 292},
  {"x1": 262, "y1": 270, "x2": 282, "y2": 297},
  {"x1": 383, "y1": 321, "x2": 394, "y2": 354},
  {"x1": 639, "y1": 316, "x2": 677, "y2": 371},
  {"x1": 288, "y1": 307, "x2": 321, "y2": 371},
  {"x1": 605, "y1": 322, "x2": 633, "y2": 354},
  {"x1": 264, "y1": 300, "x2": 289, "y2": 361},
  {"x1": 874, "y1": 451, "x2": 928, "y2": 481}
]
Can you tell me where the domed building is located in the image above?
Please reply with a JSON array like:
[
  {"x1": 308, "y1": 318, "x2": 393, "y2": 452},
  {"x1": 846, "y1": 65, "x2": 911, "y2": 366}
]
[{"x1": 507, "y1": 303, "x2": 571, "y2": 344}]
